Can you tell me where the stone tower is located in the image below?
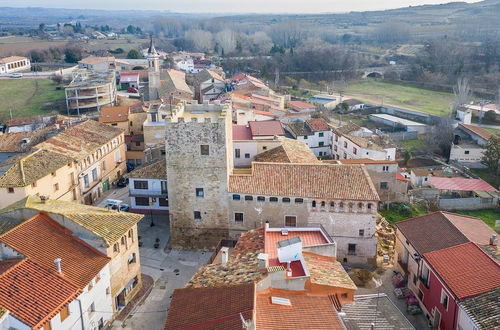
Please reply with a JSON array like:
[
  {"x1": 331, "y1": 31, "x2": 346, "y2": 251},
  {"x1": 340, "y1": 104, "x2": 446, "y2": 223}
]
[
  {"x1": 165, "y1": 101, "x2": 233, "y2": 249},
  {"x1": 147, "y1": 35, "x2": 161, "y2": 100}
]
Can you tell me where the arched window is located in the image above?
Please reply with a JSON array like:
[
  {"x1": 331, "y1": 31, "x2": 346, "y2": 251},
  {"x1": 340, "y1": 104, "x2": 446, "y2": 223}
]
[
  {"x1": 367, "y1": 203, "x2": 372, "y2": 210},
  {"x1": 321, "y1": 201, "x2": 326, "y2": 207},
  {"x1": 330, "y1": 202, "x2": 335, "y2": 208},
  {"x1": 358, "y1": 202, "x2": 363, "y2": 209},
  {"x1": 282, "y1": 197, "x2": 291, "y2": 203},
  {"x1": 312, "y1": 201, "x2": 317, "y2": 208}
]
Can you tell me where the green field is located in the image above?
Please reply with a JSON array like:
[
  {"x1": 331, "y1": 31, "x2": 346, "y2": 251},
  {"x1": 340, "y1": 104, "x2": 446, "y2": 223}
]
[
  {"x1": 380, "y1": 203, "x2": 499, "y2": 231},
  {"x1": 344, "y1": 81, "x2": 455, "y2": 116},
  {"x1": 400, "y1": 138, "x2": 428, "y2": 151},
  {"x1": 0, "y1": 79, "x2": 65, "y2": 119}
]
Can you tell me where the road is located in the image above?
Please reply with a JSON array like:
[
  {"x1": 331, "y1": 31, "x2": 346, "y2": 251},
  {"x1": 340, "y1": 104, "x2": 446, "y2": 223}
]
[{"x1": 0, "y1": 72, "x2": 55, "y2": 79}]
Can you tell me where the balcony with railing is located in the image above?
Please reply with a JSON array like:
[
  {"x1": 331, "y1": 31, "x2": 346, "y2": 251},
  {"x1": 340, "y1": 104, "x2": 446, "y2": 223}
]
[{"x1": 129, "y1": 188, "x2": 168, "y2": 198}]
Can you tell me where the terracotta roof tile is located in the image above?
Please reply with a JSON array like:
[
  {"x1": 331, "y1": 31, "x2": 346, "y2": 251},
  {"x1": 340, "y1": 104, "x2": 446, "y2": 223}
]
[
  {"x1": 127, "y1": 160, "x2": 166, "y2": 180},
  {"x1": 0, "y1": 258, "x2": 80, "y2": 329},
  {"x1": 264, "y1": 230, "x2": 329, "y2": 264},
  {"x1": 187, "y1": 228, "x2": 266, "y2": 287},
  {"x1": 1, "y1": 196, "x2": 143, "y2": 245},
  {"x1": 0, "y1": 150, "x2": 73, "y2": 188},
  {"x1": 165, "y1": 284, "x2": 254, "y2": 330},
  {"x1": 442, "y1": 212, "x2": 496, "y2": 245},
  {"x1": 0, "y1": 213, "x2": 110, "y2": 289},
  {"x1": 459, "y1": 287, "x2": 500, "y2": 329},
  {"x1": 306, "y1": 118, "x2": 330, "y2": 131},
  {"x1": 338, "y1": 158, "x2": 398, "y2": 165},
  {"x1": 0, "y1": 126, "x2": 59, "y2": 153},
  {"x1": 229, "y1": 163, "x2": 379, "y2": 201},
  {"x1": 256, "y1": 288, "x2": 345, "y2": 329},
  {"x1": 302, "y1": 252, "x2": 357, "y2": 290},
  {"x1": 424, "y1": 242, "x2": 500, "y2": 299},
  {"x1": 396, "y1": 212, "x2": 470, "y2": 254},
  {"x1": 35, "y1": 120, "x2": 123, "y2": 161},
  {"x1": 248, "y1": 120, "x2": 284, "y2": 137},
  {"x1": 459, "y1": 123, "x2": 495, "y2": 141},
  {"x1": 254, "y1": 137, "x2": 320, "y2": 164},
  {"x1": 99, "y1": 106, "x2": 129, "y2": 123},
  {"x1": 288, "y1": 100, "x2": 316, "y2": 110}
]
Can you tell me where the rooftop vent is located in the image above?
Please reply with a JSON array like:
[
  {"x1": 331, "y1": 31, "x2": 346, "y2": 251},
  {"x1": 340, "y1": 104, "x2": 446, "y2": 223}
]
[
  {"x1": 281, "y1": 229, "x2": 289, "y2": 236},
  {"x1": 490, "y1": 234, "x2": 497, "y2": 246},
  {"x1": 271, "y1": 297, "x2": 291, "y2": 306}
]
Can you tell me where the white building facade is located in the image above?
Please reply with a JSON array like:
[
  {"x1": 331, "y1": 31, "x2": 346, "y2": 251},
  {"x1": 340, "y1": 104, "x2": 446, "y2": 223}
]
[{"x1": 0, "y1": 56, "x2": 30, "y2": 74}]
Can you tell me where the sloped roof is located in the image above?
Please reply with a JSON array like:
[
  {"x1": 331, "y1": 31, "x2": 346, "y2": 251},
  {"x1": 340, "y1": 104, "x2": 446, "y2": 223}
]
[
  {"x1": 307, "y1": 118, "x2": 330, "y2": 132},
  {"x1": 232, "y1": 124, "x2": 253, "y2": 140},
  {"x1": 127, "y1": 160, "x2": 166, "y2": 180},
  {"x1": 195, "y1": 69, "x2": 224, "y2": 84},
  {"x1": 187, "y1": 228, "x2": 266, "y2": 287},
  {"x1": 459, "y1": 123, "x2": 495, "y2": 141},
  {"x1": 430, "y1": 177, "x2": 497, "y2": 192},
  {"x1": 0, "y1": 56, "x2": 28, "y2": 64},
  {"x1": 288, "y1": 100, "x2": 316, "y2": 110},
  {"x1": 285, "y1": 121, "x2": 313, "y2": 136},
  {"x1": 256, "y1": 288, "x2": 345, "y2": 330},
  {"x1": 337, "y1": 158, "x2": 398, "y2": 165},
  {"x1": 165, "y1": 284, "x2": 254, "y2": 330},
  {"x1": 254, "y1": 137, "x2": 320, "y2": 164},
  {"x1": 0, "y1": 213, "x2": 110, "y2": 289},
  {"x1": 0, "y1": 126, "x2": 59, "y2": 153},
  {"x1": 0, "y1": 258, "x2": 80, "y2": 329},
  {"x1": 229, "y1": 163, "x2": 380, "y2": 201},
  {"x1": 0, "y1": 196, "x2": 143, "y2": 246},
  {"x1": 396, "y1": 212, "x2": 470, "y2": 255},
  {"x1": 164, "y1": 69, "x2": 192, "y2": 95},
  {"x1": 34, "y1": 120, "x2": 123, "y2": 161},
  {"x1": 0, "y1": 150, "x2": 73, "y2": 188},
  {"x1": 248, "y1": 120, "x2": 284, "y2": 137},
  {"x1": 302, "y1": 252, "x2": 357, "y2": 290},
  {"x1": 99, "y1": 106, "x2": 129, "y2": 123},
  {"x1": 459, "y1": 287, "x2": 500, "y2": 329},
  {"x1": 424, "y1": 242, "x2": 500, "y2": 299}
]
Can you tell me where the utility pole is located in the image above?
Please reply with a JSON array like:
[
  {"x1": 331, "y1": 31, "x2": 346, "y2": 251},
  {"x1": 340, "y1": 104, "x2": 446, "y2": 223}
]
[{"x1": 274, "y1": 67, "x2": 279, "y2": 89}]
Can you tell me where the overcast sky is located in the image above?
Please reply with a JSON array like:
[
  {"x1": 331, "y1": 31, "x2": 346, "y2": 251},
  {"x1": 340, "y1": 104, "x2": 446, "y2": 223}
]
[{"x1": 1, "y1": 0, "x2": 481, "y2": 13}]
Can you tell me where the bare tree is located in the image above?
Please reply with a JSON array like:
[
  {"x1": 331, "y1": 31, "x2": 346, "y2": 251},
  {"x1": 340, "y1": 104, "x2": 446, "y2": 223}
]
[
  {"x1": 452, "y1": 76, "x2": 472, "y2": 117},
  {"x1": 426, "y1": 117, "x2": 454, "y2": 158},
  {"x1": 185, "y1": 29, "x2": 213, "y2": 52},
  {"x1": 215, "y1": 29, "x2": 237, "y2": 54}
]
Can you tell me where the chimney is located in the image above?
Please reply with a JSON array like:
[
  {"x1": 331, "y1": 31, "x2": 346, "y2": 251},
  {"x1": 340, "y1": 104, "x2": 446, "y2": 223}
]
[
  {"x1": 40, "y1": 195, "x2": 48, "y2": 204},
  {"x1": 490, "y1": 234, "x2": 497, "y2": 246},
  {"x1": 257, "y1": 253, "x2": 268, "y2": 269},
  {"x1": 264, "y1": 221, "x2": 270, "y2": 231},
  {"x1": 220, "y1": 247, "x2": 229, "y2": 265},
  {"x1": 54, "y1": 258, "x2": 62, "y2": 274}
]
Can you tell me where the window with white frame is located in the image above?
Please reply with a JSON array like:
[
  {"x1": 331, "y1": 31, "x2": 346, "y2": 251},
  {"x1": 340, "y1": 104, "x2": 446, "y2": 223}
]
[{"x1": 440, "y1": 289, "x2": 449, "y2": 310}]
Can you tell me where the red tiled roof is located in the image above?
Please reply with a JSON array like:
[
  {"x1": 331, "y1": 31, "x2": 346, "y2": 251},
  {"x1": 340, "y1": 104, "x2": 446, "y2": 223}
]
[
  {"x1": 430, "y1": 177, "x2": 497, "y2": 192},
  {"x1": 0, "y1": 213, "x2": 110, "y2": 289},
  {"x1": 232, "y1": 124, "x2": 252, "y2": 140},
  {"x1": 0, "y1": 258, "x2": 80, "y2": 329},
  {"x1": 459, "y1": 123, "x2": 495, "y2": 141},
  {"x1": 396, "y1": 172, "x2": 409, "y2": 182},
  {"x1": 165, "y1": 284, "x2": 255, "y2": 330},
  {"x1": 253, "y1": 109, "x2": 277, "y2": 118},
  {"x1": 248, "y1": 120, "x2": 284, "y2": 137},
  {"x1": 306, "y1": 118, "x2": 330, "y2": 131},
  {"x1": 338, "y1": 158, "x2": 398, "y2": 165},
  {"x1": 256, "y1": 288, "x2": 345, "y2": 329},
  {"x1": 288, "y1": 100, "x2": 316, "y2": 110},
  {"x1": 229, "y1": 163, "x2": 380, "y2": 201},
  {"x1": 424, "y1": 242, "x2": 500, "y2": 299},
  {"x1": 99, "y1": 106, "x2": 129, "y2": 123}
]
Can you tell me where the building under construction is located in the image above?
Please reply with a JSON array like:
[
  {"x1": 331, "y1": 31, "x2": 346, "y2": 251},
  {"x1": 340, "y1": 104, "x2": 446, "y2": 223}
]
[{"x1": 65, "y1": 69, "x2": 117, "y2": 116}]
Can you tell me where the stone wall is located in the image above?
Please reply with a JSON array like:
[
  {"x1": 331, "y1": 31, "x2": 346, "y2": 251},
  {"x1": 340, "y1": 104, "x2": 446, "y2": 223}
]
[{"x1": 166, "y1": 103, "x2": 233, "y2": 249}]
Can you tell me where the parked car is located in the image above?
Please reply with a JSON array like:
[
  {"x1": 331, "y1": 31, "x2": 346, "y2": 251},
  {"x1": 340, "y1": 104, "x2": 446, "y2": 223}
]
[
  {"x1": 127, "y1": 86, "x2": 138, "y2": 93},
  {"x1": 126, "y1": 163, "x2": 135, "y2": 172},
  {"x1": 116, "y1": 177, "x2": 129, "y2": 187},
  {"x1": 8, "y1": 73, "x2": 23, "y2": 78},
  {"x1": 104, "y1": 199, "x2": 129, "y2": 212}
]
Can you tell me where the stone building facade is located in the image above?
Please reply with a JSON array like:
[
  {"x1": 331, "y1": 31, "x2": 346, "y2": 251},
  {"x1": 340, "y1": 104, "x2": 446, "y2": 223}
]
[{"x1": 166, "y1": 101, "x2": 233, "y2": 249}]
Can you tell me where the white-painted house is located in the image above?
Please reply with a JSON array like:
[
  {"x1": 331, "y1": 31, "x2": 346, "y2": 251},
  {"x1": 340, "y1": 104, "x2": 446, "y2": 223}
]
[
  {"x1": 127, "y1": 160, "x2": 168, "y2": 212},
  {"x1": 332, "y1": 124, "x2": 396, "y2": 161},
  {"x1": 0, "y1": 56, "x2": 30, "y2": 74},
  {"x1": 284, "y1": 118, "x2": 332, "y2": 157}
]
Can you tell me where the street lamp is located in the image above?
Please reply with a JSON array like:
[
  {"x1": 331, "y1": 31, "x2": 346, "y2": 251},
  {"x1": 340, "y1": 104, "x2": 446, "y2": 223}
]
[{"x1": 149, "y1": 199, "x2": 155, "y2": 227}]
